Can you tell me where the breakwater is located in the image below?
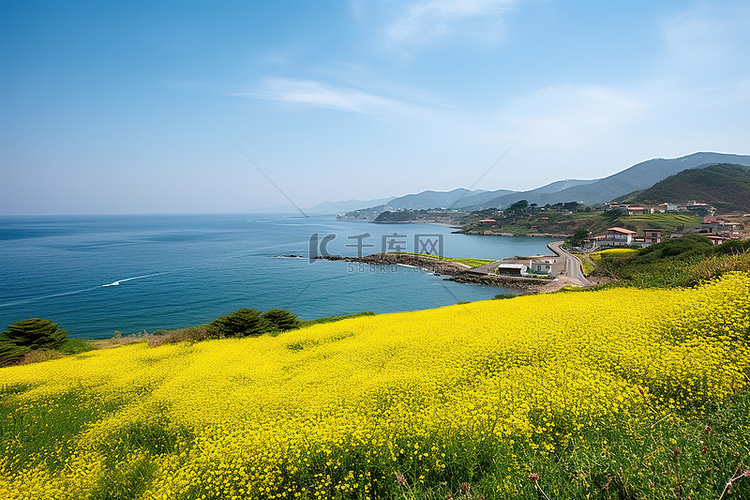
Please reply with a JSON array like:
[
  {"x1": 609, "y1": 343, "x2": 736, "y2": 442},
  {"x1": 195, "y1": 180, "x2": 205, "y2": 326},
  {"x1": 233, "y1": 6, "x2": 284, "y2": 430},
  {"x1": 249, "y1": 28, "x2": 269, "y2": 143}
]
[{"x1": 316, "y1": 253, "x2": 552, "y2": 292}]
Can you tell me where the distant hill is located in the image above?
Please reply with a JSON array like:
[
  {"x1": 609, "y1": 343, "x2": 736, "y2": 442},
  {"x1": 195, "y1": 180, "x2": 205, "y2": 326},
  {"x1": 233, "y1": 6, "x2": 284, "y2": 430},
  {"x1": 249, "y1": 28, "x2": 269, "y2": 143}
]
[
  {"x1": 454, "y1": 179, "x2": 595, "y2": 208},
  {"x1": 617, "y1": 164, "x2": 750, "y2": 213},
  {"x1": 440, "y1": 188, "x2": 517, "y2": 208},
  {"x1": 384, "y1": 188, "x2": 495, "y2": 210},
  {"x1": 306, "y1": 197, "x2": 395, "y2": 214},
  {"x1": 461, "y1": 152, "x2": 750, "y2": 210},
  {"x1": 333, "y1": 152, "x2": 750, "y2": 219},
  {"x1": 530, "y1": 178, "x2": 599, "y2": 194}
]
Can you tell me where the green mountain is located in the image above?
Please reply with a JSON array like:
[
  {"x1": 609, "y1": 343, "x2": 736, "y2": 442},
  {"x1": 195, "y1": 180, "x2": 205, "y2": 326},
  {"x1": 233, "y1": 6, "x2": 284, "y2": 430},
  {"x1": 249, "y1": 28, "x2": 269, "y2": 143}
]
[
  {"x1": 463, "y1": 152, "x2": 750, "y2": 209},
  {"x1": 617, "y1": 163, "x2": 750, "y2": 213}
]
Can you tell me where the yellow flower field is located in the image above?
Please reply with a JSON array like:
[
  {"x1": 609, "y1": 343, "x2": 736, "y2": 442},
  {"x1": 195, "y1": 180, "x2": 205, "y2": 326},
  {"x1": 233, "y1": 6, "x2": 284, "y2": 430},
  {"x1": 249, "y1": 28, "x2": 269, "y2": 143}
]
[
  {"x1": 1, "y1": 272, "x2": 749, "y2": 499},
  {"x1": 589, "y1": 248, "x2": 638, "y2": 263}
]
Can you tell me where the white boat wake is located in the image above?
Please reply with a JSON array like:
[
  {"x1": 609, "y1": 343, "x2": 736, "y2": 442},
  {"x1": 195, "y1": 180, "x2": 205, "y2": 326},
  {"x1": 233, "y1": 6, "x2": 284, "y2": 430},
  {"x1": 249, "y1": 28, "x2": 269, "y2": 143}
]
[
  {"x1": 102, "y1": 273, "x2": 164, "y2": 287},
  {"x1": 0, "y1": 272, "x2": 165, "y2": 309}
]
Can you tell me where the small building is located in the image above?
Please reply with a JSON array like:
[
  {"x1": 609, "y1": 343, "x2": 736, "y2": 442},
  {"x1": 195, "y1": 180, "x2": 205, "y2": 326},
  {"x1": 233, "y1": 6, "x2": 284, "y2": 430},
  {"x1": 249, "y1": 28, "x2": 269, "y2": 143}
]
[
  {"x1": 643, "y1": 229, "x2": 662, "y2": 245},
  {"x1": 627, "y1": 206, "x2": 647, "y2": 215},
  {"x1": 530, "y1": 257, "x2": 556, "y2": 274},
  {"x1": 660, "y1": 203, "x2": 680, "y2": 212},
  {"x1": 479, "y1": 218, "x2": 496, "y2": 223},
  {"x1": 706, "y1": 235, "x2": 729, "y2": 245},
  {"x1": 701, "y1": 220, "x2": 739, "y2": 234},
  {"x1": 601, "y1": 227, "x2": 637, "y2": 247},
  {"x1": 493, "y1": 263, "x2": 528, "y2": 276}
]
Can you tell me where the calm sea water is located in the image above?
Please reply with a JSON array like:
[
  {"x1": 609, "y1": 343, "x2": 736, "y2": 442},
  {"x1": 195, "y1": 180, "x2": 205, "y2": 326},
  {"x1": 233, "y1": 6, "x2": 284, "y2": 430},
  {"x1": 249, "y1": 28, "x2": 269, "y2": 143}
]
[{"x1": 0, "y1": 214, "x2": 555, "y2": 339}]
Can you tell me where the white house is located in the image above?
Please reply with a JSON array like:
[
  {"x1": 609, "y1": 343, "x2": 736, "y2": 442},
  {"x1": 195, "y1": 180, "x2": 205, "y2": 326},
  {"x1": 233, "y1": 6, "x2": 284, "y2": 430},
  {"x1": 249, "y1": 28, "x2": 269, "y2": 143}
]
[
  {"x1": 530, "y1": 257, "x2": 556, "y2": 274},
  {"x1": 601, "y1": 227, "x2": 636, "y2": 247},
  {"x1": 493, "y1": 263, "x2": 528, "y2": 276}
]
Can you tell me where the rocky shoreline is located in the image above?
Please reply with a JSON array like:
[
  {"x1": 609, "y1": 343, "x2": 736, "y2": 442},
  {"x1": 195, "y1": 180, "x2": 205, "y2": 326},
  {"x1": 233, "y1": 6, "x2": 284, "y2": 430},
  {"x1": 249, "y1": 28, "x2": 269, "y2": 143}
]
[
  {"x1": 449, "y1": 272, "x2": 554, "y2": 292},
  {"x1": 316, "y1": 253, "x2": 469, "y2": 275},
  {"x1": 455, "y1": 229, "x2": 573, "y2": 238},
  {"x1": 315, "y1": 253, "x2": 555, "y2": 293}
]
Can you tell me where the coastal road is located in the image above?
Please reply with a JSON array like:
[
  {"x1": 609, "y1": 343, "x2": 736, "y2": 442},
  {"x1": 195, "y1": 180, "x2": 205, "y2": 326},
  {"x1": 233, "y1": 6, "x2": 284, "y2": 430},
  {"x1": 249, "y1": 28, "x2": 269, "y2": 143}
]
[{"x1": 548, "y1": 241, "x2": 593, "y2": 287}]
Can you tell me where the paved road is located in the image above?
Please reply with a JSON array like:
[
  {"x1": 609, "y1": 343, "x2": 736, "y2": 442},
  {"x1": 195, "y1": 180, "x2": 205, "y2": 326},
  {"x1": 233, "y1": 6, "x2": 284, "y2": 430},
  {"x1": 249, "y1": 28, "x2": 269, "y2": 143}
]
[{"x1": 548, "y1": 241, "x2": 593, "y2": 287}]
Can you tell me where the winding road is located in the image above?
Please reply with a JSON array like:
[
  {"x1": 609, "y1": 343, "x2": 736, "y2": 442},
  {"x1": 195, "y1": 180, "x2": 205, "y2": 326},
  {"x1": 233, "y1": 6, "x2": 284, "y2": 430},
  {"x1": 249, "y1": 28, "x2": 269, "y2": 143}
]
[{"x1": 548, "y1": 241, "x2": 593, "y2": 287}]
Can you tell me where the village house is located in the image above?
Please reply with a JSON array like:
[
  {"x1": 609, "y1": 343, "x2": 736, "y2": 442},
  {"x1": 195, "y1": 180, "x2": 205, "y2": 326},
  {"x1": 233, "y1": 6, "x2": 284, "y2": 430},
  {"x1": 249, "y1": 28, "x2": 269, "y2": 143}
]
[
  {"x1": 643, "y1": 229, "x2": 662, "y2": 245},
  {"x1": 701, "y1": 218, "x2": 741, "y2": 237},
  {"x1": 530, "y1": 257, "x2": 555, "y2": 274},
  {"x1": 600, "y1": 227, "x2": 637, "y2": 247},
  {"x1": 706, "y1": 235, "x2": 730, "y2": 245},
  {"x1": 659, "y1": 203, "x2": 683, "y2": 212}
]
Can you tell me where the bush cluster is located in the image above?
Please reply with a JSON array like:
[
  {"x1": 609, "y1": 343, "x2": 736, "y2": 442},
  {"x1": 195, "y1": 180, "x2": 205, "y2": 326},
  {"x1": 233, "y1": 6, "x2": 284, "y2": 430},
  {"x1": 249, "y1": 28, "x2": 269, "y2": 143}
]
[
  {"x1": 0, "y1": 318, "x2": 68, "y2": 367},
  {"x1": 208, "y1": 308, "x2": 299, "y2": 338},
  {"x1": 592, "y1": 235, "x2": 750, "y2": 287}
]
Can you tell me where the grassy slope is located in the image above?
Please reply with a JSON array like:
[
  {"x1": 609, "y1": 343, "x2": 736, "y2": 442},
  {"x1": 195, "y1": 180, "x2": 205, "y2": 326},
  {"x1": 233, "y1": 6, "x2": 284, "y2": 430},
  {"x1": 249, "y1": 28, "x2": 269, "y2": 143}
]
[
  {"x1": 390, "y1": 252, "x2": 495, "y2": 268},
  {"x1": 1, "y1": 274, "x2": 750, "y2": 499},
  {"x1": 461, "y1": 212, "x2": 701, "y2": 236},
  {"x1": 591, "y1": 235, "x2": 750, "y2": 288}
]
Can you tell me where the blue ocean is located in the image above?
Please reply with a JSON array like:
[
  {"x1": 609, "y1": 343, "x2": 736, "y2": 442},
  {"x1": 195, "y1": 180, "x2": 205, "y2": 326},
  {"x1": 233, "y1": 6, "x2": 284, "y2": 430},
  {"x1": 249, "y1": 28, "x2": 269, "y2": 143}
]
[{"x1": 0, "y1": 214, "x2": 555, "y2": 338}]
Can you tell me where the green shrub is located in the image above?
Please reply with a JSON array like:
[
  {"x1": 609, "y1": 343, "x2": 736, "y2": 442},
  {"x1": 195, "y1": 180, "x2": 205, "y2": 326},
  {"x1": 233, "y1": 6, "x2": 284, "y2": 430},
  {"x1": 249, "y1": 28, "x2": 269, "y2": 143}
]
[
  {"x1": 3, "y1": 318, "x2": 68, "y2": 350},
  {"x1": 712, "y1": 238, "x2": 750, "y2": 255},
  {"x1": 0, "y1": 333, "x2": 31, "y2": 367},
  {"x1": 261, "y1": 309, "x2": 300, "y2": 331},
  {"x1": 591, "y1": 235, "x2": 750, "y2": 288},
  {"x1": 57, "y1": 338, "x2": 95, "y2": 355},
  {"x1": 210, "y1": 309, "x2": 272, "y2": 337}
]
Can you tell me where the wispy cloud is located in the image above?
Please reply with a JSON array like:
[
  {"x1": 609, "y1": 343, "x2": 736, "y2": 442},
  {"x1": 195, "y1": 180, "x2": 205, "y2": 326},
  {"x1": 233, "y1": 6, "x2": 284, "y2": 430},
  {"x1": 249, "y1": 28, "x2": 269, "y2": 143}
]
[
  {"x1": 386, "y1": 0, "x2": 520, "y2": 45},
  {"x1": 507, "y1": 84, "x2": 646, "y2": 150},
  {"x1": 661, "y1": 2, "x2": 750, "y2": 70},
  {"x1": 234, "y1": 78, "x2": 411, "y2": 113}
]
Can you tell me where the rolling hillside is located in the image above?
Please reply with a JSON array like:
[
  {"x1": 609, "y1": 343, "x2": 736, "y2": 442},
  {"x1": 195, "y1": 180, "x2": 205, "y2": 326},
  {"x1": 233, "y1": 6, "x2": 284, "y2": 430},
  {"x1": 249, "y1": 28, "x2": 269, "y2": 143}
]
[
  {"x1": 462, "y1": 152, "x2": 750, "y2": 209},
  {"x1": 383, "y1": 188, "x2": 497, "y2": 210},
  {"x1": 338, "y1": 153, "x2": 750, "y2": 218},
  {"x1": 1, "y1": 274, "x2": 749, "y2": 499},
  {"x1": 617, "y1": 163, "x2": 750, "y2": 213}
]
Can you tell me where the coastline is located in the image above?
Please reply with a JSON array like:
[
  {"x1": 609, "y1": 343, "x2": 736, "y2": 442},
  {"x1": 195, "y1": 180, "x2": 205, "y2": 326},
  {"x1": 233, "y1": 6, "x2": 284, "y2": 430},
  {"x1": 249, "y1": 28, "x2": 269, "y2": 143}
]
[
  {"x1": 455, "y1": 229, "x2": 573, "y2": 238},
  {"x1": 315, "y1": 253, "x2": 559, "y2": 293}
]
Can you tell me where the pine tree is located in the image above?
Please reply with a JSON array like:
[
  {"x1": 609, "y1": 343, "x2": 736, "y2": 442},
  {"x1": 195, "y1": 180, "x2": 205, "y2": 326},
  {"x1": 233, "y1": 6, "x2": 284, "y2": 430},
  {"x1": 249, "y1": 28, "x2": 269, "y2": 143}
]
[
  {"x1": 262, "y1": 309, "x2": 300, "y2": 331},
  {"x1": 0, "y1": 332, "x2": 30, "y2": 367},
  {"x1": 3, "y1": 318, "x2": 68, "y2": 349},
  {"x1": 210, "y1": 309, "x2": 273, "y2": 337}
]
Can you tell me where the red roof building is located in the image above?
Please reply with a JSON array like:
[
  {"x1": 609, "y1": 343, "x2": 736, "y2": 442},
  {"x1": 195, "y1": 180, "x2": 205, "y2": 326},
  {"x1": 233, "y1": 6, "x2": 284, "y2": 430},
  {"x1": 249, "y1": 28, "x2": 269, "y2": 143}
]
[{"x1": 602, "y1": 227, "x2": 636, "y2": 247}]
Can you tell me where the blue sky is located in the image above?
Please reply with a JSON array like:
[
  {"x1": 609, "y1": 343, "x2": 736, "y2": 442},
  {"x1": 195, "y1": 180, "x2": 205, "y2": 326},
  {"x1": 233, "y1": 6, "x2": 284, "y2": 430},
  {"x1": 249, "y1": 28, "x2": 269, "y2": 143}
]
[{"x1": 2, "y1": 0, "x2": 749, "y2": 215}]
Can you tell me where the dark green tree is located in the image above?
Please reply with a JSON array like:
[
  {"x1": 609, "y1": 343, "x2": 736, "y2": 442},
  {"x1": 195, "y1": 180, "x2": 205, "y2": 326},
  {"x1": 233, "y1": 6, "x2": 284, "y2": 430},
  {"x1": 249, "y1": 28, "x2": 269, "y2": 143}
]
[
  {"x1": 262, "y1": 309, "x2": 300, "y2": 331},
  {"x1": 210, "y1": 309, "x2": 272, "y2": 337},
  {"x1": 3, "y1": 318, "x2": 68, "y2": 350},
  {"x1": 507, "y1": 199, "x2": 529, "y2": 212},
  {"x1": 0, "y1": 332, "x2": 30, "y2": 367},
  {"x1": 568, "y1": 229, "x2": 590, "y2": 247}
]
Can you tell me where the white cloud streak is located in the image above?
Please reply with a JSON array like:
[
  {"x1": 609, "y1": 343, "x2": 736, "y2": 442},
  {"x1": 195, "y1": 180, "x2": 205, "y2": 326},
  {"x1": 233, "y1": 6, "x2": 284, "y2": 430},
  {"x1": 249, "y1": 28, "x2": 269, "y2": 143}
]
[
  {"x1": 661, "y1": 3, "x2": 750, "y2": 70},
  {"x1": 386, "y1": 0, "x2": 519, "y2": 44},
  {"x1": 234, "y1": 78, "x2": 412, "y2": 113}
]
